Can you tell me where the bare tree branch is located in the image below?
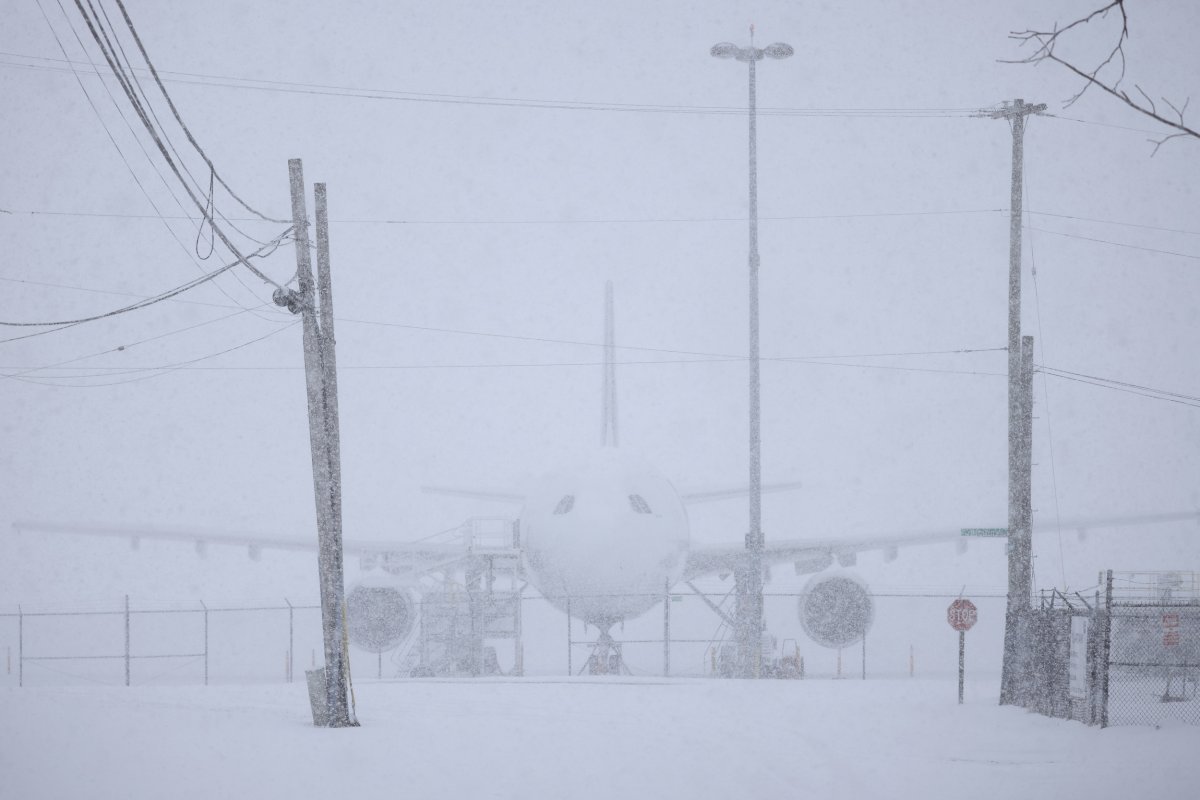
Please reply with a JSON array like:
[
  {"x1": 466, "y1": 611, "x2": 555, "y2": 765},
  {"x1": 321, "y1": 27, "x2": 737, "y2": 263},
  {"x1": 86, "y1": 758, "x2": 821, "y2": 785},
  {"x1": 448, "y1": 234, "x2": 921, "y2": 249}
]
[{"x1": 1006, "y1": 0, "x2": 1197, "y2": 153}]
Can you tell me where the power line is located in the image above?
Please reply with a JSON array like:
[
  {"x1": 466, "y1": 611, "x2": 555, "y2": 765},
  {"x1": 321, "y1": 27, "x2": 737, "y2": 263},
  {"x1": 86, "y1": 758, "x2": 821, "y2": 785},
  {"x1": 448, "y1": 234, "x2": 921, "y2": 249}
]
[
  {"x1": 1023, "y1": 174, "x2": 1067, "y2": 588},
  {"x1": 62, "y1": 0, "x2": 287, "y2": 290},
  {"x1": 328, "y1": 209, "x2": 1006, "y2": 226},
  {"x1": 1027, "y1": 210, "x2": 1200, "y2": 238},
  {"x1": 1038, "y1": 365, "x2": 1200, "y2": 408},
  {"x1": 1044, "y1": 112, "x2": 1172, "y2": 136},
  {"x1": 0, "y1": 274, "x2": 291, "y2": 314},
  {"x1": 13, "y1": 203, "x2": 1200, "y2": 241},
  {"x1": 1, "y1": 304, "x2": 272, "y2": 381},
  {"x1": 8, "y1": 319, "x2": 300, "y2": 388},
  {"x1": 0, "y1": 230, "x2": 291, "y2": 343},
  {"x1": 86, "y1": 0, "x2": 277, "y2": 253},
  {"x1": 331, "y1": 313, "x2": 1007, "y2": 363},
  {"x1": 109, "y1": 0, "x2": 286, "y2": 224},
  {"x1": 34, "y1": 0, "x2": 279, "y2": 320},
  {"x1": 0, "y1": 50, "x2": 980, "y2": 118},
  {"x1": 0, "y1": 206, "x2": 1007, "y2": 225},
  {"x1": 1, "y1": 268, "x2": 1008, "y2": 374},
  {"x1": 1038, "y1": 364, "x2": 1200, "y2": 405},
  {"x1": 0, "y1": 269, "x2": 1008, "y2": 366},
  {"x1": 8, "y1": 354, "x2": 1008, "y2": 381},
  {"x1": 1024, "y1": 226, "x2": 1200, "y2": 261}
]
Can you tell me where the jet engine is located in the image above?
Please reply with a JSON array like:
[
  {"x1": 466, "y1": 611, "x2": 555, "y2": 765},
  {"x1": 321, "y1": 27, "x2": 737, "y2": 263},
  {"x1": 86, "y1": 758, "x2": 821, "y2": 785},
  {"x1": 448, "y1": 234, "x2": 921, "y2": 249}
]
[
  {"x1": 797, "y1": 573, "x2": 874, "y2": 649},
  {"x1": 345, "y1": 584, "x2": 415, "y2": 653}
]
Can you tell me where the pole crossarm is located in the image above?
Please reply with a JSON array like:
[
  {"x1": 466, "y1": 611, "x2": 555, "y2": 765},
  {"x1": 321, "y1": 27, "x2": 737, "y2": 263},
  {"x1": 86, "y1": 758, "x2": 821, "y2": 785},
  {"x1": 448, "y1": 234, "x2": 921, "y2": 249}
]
[{"x1": 977, "y1": 100, "x2": 1048, "y2": 120}]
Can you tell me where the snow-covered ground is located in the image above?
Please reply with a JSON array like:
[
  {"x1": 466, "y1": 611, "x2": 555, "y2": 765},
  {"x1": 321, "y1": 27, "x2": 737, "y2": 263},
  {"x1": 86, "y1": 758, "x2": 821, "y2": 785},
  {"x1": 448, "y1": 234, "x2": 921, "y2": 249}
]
[{"x1": 3, "y1": 677, "x2": 1197, "y2": 800}]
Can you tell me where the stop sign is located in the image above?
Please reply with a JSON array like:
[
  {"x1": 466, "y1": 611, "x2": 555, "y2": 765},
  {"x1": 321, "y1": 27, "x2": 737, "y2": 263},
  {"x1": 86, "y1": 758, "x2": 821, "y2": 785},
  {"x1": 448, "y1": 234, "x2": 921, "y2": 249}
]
[{"x1": 947, "y1": 598, "x2": 978, "y2": 632}]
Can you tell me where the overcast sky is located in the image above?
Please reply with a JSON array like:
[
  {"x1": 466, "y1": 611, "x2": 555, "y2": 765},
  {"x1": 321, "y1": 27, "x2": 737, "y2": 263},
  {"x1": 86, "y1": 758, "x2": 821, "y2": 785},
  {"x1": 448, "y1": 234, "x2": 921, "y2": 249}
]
[{"x1": 2, "y1": 0, "x2": 1197, "y2": 604}]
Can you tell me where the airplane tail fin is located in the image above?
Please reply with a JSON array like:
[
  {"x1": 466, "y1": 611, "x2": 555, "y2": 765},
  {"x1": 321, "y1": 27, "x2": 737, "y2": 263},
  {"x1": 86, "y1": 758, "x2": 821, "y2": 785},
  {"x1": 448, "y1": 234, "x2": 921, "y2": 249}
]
[{"x1": 601, "y1": 280, "x2": 619, "y2": 448}]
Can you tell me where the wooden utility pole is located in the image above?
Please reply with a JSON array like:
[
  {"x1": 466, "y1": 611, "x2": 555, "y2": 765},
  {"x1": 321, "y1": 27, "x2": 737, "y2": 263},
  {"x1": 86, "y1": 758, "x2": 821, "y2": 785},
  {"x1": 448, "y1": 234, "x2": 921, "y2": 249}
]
[
  {"x1": 984, "y1": 99, "x2": 1044, "y2": 706},
  {"x1": 280, "y1": 158, "x2": 355, "y2": 727}
]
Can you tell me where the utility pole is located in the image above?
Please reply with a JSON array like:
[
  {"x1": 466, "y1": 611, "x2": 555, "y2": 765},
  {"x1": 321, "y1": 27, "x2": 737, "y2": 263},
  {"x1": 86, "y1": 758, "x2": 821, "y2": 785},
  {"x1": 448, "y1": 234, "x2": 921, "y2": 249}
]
[
  {"x1": 982, "y1": 99, "x2": 1044, "y2": 706},
  {"x1": 278, "y1": 158, "x2": 355, "y2": 727},
  {"x1": 1012, "y1": 335, "x2": 1036, "y2": 701}
]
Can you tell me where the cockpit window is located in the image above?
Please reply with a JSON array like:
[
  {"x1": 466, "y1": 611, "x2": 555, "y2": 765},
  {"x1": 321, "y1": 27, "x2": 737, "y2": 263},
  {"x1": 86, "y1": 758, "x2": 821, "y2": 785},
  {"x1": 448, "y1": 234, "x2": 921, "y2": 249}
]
[
  {"x1": 629, "y1": 494, "x2": 652, "y2": 514},
  {"x1": 553, "y1": 495, "x2": 575, "y2": 515}
]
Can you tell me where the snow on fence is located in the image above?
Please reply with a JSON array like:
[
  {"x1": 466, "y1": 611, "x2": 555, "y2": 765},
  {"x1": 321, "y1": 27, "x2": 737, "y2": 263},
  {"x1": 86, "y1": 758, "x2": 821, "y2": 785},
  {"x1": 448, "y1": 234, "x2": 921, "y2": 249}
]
[
  {"x1": 0, "y1": 596, "x2": 323, "y2": 687},
  {"x1": 1, "y1": 589, "x2": 1008, "y2": 687},
  {"x1": 1017, "y1": 571, "x2": 1199, "y2": 727}
]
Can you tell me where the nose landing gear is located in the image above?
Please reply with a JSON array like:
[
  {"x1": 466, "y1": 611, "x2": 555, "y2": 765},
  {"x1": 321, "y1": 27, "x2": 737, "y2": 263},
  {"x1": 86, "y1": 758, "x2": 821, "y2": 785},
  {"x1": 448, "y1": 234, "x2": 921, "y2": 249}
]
[{"x1": 583, "y1": 630, "x2": 629, "y2": 675}]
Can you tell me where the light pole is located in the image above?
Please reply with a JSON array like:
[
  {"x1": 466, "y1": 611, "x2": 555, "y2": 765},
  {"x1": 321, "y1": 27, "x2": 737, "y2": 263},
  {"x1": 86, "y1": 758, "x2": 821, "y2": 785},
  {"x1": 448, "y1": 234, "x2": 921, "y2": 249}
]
[{"x1": 711, "y1": 30, "x2": 793, "y2": 678}]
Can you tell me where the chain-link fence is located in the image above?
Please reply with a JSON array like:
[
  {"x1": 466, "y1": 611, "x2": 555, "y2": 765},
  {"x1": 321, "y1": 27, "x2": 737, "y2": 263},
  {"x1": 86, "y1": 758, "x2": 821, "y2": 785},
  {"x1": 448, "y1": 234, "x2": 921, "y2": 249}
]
[
  {"x1": 2, "y1": 587, "x2": 1007, "y2": 686},
  {"x1": 1107, "y1": 605, "x2": 1200, "y2": 726},
  {"x1": 0, "y1": 597, "x2": 324, "y2": 687},
  {"x1": 1015, "y1": 571, "x2": 1199, "y2": 727}
]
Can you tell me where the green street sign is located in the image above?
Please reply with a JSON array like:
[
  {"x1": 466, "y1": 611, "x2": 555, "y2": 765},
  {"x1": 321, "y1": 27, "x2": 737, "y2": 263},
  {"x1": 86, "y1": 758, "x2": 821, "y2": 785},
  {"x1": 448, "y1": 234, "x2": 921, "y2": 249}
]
[{"x1": 961, "y1": 528, "x2": 1008, "y2": 537}]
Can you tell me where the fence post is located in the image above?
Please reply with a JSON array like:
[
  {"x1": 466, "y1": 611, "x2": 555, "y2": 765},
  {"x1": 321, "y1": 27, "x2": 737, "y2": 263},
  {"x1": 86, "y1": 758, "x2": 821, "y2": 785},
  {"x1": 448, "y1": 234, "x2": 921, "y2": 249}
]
[
  {"x1": 286, "y1": 598, "x2": 294, "y2": 683},
  {"x1": 1100, "y1": 570, "x2": 1113, "y2": 728},
  {"x1": 514, "y1": 590, "x2": 524, "y2": 678},
  {"x1": 1089, "y1": 589, "x2": 1100, "y2": 725},
  {"x1": 566, "y1": 597, "x2": 572, "y2": 677},
  {"x1": 663, "y1": 579, "x2": 670, "y2": 678},
  {"x1": 18, "y1": 605, "x2": 23, "y2": 688},
  {"x1": 124, "y1": 594, "x2": 131, "y2": 687},
  {"x1": 200, "y1": 600, "x2": 209, "y2": 687}
]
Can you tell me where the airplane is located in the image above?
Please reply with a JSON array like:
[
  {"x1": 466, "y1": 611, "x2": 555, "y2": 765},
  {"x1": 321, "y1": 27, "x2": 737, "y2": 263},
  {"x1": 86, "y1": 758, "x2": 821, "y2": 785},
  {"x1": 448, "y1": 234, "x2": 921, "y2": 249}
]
[{"x1": 16, "y1": 282, "x2": 1200, "y2": 676}]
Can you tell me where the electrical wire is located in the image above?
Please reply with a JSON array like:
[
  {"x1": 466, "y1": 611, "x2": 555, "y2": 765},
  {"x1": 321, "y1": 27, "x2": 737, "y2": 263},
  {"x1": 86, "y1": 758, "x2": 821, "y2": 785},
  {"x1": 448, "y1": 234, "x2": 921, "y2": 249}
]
[
  {"x1": 329, "y1": 314, "x2": 1007, "y2": 362},
  {"x1": 35, "y1": 0, "x2": 279, "y2": 319},
  {"x1": 1037, "y1": 364, "x2": 1200, "y2": 406},
  {"x1": 0, "y1": 269, "x2": 1008, "y2": 369},
  {"x1": 1025, "y1": 226, "x2": 1200, "y2": 261},
  {"x1": 9, "y1": 354, "x2": 1008, "y2": 380},
  {"x1": 0, "y1": 229, "x2": 291, "y2": 343},
  {"x1": 9, "y1": 319, "x2": 300, "y2": 388},
  {"x1": 1027, "y1": 210, "x2": 1200, "y2": 238},
  {"x1": 1044, "y1": 112, "x2": 1171, "y2": 137},
  {"x1": 63, "y1": 0, "x2": 283, "y2": 241},
  {"x1": 1038, "y1": 369, "x2": 1200, "y2": 408},
  {"x1": 89, "y1": 0, "x2": 277, "y2": 251},
  {"x1": 1023, "y1": 169, "x2": 1067, "y2": 588},
  {"x1": 1, "y1": 304, "x2": 273, "y2": 381},
  {"x1": 324, "y1": 209, "x2": 1006, "y2": 226},
  {"x1": 0, "y1": 50, "x2": 980, "y2": 118},
  {"x1": 11, "y1": 203, "x2": 1200, "y2": 241},
  {"x1": 109, "y1": 0, "x2": 287, "y2": 224},
  {"x1": 65, "y1": 0, "x2": 286, "y2": 290},
  {"x1": 0, "y1": 274, "x2": 292, "y2": 314},
  {"x1": 0, "y1": 206, "x2": 1007, "y2": 225}
]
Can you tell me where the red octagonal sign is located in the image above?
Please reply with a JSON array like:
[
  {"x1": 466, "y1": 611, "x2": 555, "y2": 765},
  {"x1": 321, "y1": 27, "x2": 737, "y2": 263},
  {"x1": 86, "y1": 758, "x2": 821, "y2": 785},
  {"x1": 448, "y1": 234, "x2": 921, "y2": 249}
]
[{"x1": 947, "y1": 598, "x2": 978, "y2": 632}]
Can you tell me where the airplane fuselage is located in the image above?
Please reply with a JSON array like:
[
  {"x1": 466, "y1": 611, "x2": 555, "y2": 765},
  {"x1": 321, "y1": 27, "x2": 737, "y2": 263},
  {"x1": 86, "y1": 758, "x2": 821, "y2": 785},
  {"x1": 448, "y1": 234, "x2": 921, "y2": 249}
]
[{"x1": 520, "y1": 448, "x2": 689, "y2": 630}]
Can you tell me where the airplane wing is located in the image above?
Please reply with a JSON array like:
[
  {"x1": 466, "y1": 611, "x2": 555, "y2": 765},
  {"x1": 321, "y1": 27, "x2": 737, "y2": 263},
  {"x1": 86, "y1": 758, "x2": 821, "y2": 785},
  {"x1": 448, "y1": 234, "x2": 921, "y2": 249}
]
[
  {"x1": 681, "y1": 509, "x2": 1200, "y2": 582},
  {"x1": 679, "y1": 481, "x2": 803, "y2": 506},
  {"x1": 421, "y1": 486, "x2": 525, "y2": 504},
  {"x1": 418, "y1": 480, "x2": 803, "y2": 507},
  {"x1": 682, "y1": 530, "x2": 953, "y2": 582},
  {"x1": 11, "y1": 519, "x2": 486, "y2": 576}
]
